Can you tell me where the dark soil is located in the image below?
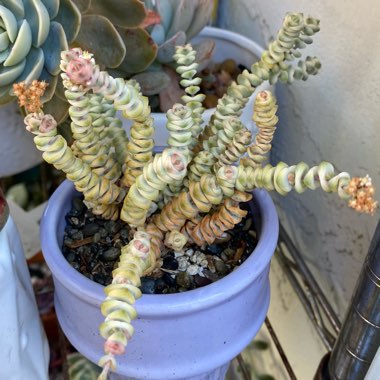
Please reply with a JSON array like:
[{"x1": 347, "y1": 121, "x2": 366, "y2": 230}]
[
  {"x1": 62, "y1": 197, "x2": 258, "y2": 294},
  {"x1": 199, "y1": 59, "x2": 247, "y2": 109}
]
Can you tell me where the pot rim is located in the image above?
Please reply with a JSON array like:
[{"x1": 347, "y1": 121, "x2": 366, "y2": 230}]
[{"x1": 41, "y1": 180, "x2": 278, "y2": 317}]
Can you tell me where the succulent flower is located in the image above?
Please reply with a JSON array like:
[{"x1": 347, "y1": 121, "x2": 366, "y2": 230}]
[{"x1": 0, "y1": 0, "x2": 81, "y2": 122}]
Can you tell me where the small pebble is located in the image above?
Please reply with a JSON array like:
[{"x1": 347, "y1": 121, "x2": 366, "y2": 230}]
[
  {"x1": 72, "y1": 197, "x2": 86, "y2": 214},
  {"x1": 194, "y1": 275, "x2": 212, "y2": 288},
  {"x1": 206, "y1": 244, "x2": 223, "y2": 255},
  {"x1": 66, "y1": 251, "x2": 76, "y2": 262},
  {"x1": 186, "y1": 264, "x2": 200, "y2": 276},
  {"x1": 204, "y1": 94, "x2": 218, "y2": 108},
  {"x1": 120, "y1": 228, "x2": 129, "y2": 241},
  {"x1": 98, "y1": 228, "x2": 108, "y2": 238},
  {"x1": 177, "y1": 256, "x2": 189, "y2": 271},
  {"x1": 93, "y1": 232, "x2": 101, "y2": 243},
  {"x1": 102, "y1": 247, "x2": 121, "y2": 262},
  {"x1": 155, "y1": 278, "x2": 168, "y2": 294},
  {"x1": 176, "y1": 272, "x2": 191, "y2": 289},
  {"x1": 220, "y1": 59, "x2": 237, "y2": 75},
  {"x1": 223, "y1": 248, "x2": 235, "y2": 259},
  {"x1": 93, "y1": 273, "x2": 106, "y2": 285},
  {"x1": 162, "y1": 256, "x2": 179, "y2": 270},
  {"x1": 162, "y1": 273, "x2": 176, "y2": 287},
  {"x1": 104, "y1": 220, "x2": 121, "y2": 234},
  {"x1": 83, "y1": 223, "x2": 99, "y2": 237},
  {"x1": 220, "y1": 252, "x2": 229, "y2": 262},
  {"x1": 214, "y1": 258, "x2": 228, "y2": 275},
  {"x1": 243, "y1": 218, "x2": 252, "y2": 231},
  {"x1": 71, "y1": 230, "x2": 84, "y2": 241},
  {"x1": 140, "y1": 278, "x2": 156, "y2": 294}
]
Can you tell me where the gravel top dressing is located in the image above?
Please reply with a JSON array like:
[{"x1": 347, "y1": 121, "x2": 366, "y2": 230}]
[{"x1": 63, "y1": 196, "x2": 258, "y2": 294}]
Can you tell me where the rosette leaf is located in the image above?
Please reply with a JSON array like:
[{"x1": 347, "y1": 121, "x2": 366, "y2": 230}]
[{"x1": 0, "y1": 0, "x2": 81, "y2": 123}]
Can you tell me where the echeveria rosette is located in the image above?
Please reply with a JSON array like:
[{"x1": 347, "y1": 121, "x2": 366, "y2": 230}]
[
  {"x1": 0, "y1": 0, "x2": 80, "y2": 122},
  {"x1": 125, "y1": 0, "x2": 215, "y2": 97}
]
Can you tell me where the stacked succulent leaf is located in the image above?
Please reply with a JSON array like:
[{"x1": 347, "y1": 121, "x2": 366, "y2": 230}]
[{"x1": 19, "y1": 12, "x2": 377, "y2": 380}]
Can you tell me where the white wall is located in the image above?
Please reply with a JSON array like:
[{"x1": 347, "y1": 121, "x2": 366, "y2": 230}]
[{"x1": 219, "y1": 0, "x2": 380, "y2": 317}]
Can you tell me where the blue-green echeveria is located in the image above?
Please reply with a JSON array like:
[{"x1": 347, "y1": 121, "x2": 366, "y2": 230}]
[{"x1": 0, "y1": 0, "x2": 80, "y2": 121}]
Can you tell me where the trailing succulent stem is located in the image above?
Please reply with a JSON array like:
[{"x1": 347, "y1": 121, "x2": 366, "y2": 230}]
[{"x1": 16, "y1": 12, "x2": 377, "y2": 380}]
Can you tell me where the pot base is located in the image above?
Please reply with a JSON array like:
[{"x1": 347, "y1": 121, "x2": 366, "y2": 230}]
[{"x1": 108, "y1": 362, "x2": 230, "y2": 380}]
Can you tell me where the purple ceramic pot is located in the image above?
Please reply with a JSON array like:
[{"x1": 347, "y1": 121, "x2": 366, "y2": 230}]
[{"x1": 41, "y1": 181, "x2": 278, "y2": 380}]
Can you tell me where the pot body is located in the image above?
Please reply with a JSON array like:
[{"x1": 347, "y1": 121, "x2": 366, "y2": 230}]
[
  {"x1": 0, "y1": 102, "x2": 42, "y2": 177},
  {"x1": 0, "y1": 216, "x2": 49, "y2": 380},
  {"x1": 122, "y1": 26, "x2": 272, "y2": 148},
  {"x1": 41, "y1": 181, "x2": 278, "y2": 380}
]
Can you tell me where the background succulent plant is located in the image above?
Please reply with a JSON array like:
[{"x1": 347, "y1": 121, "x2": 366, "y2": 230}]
[
  {"x1": 0, "y1": 0, "x2": 81, "y2": 122},
  {"x1": 72, "y1": 0, "x2": 215, "y2": 102},
  {"x1": 1, "y1": 0, "x2": 214, "y2": 125}
]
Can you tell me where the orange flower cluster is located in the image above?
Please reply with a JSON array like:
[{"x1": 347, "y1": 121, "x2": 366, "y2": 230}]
[
  {"x1": 13, "y1": 80, "x2": 48, "y2": 113},
  {"x1": 347, "y1": 176, "x2": 378, "y2": 214}
]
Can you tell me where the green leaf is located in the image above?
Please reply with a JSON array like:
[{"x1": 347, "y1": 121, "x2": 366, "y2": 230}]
[
  {"x1": 166, "y1": 0, "x2": 195, "y2": 39},
  {"x1": 2, "y1": 0, "x2": 25, "y2": 20},
  {"x1": 87, "y1": 0, "x2": 146, "y2": 28},
  {"x1": 41, "y1": 0, "x2": 60, "y2": 19},
  {"x1": 186, "y1": 0, "x2": 214, "y2": 40},
  {"x1": 54, "y1": 75, "x2": 66, "y2": 101},
  {"x1": 131, "y1": 71, "x2": 170, "y2": 95},
  {"x1": 3, "y1": 20, "x2": 32, "y2": 66},
  {"x1": 53, "y1": 0, "x2": 81, "y2": 43},
  {"x1": 250, "y1": 340, "x2": 269, "y2": 350},
  {"x1": 0, "y1": 84, "x2": 14, "y2": 104},
  {"x1": 154, "y1": 0, "x2": 175, "y2": 34},
  {"x1": 71, "y1": 0, "x2": 92, "y2": 13},
  {"x1": 194, "y1": 38, "x2": 215, "y2": 71},
  {"x1": 73, "y1": 14, "x2": 126, "y2": 68},
  {"x1": 39, "y1": 67, "x2": 58, "y2": 102},
  {"x1": 23, "y1": 0, "x2": 50, "y2": 47},
  {"x1": 0, "y1": 4, "x2": 18, "y2": 42},
  {"x1": 156, "y1": 30, "x2": 186, "y2": 64},
  {"x1": 67, "y1": 352, "x2": 102, "y2": 380},
  {"x1": 257, "y1": 375, "x2": 275, "y2": 380},
  {"x1": 41, "y1": 21, "x2": 68, "y2": 75},
  {"x1": 43, "y1": 94, "x2": 69, "y2": 124},
  {"x1": 117, "y1": 27, "x2": 157, "y2": 73},
  {"x1": 16, "y1": 47, "x2": 44, "y2": 83}
]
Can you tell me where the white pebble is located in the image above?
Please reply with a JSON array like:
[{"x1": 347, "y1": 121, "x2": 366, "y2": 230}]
[
  {"x1": 178, "y1": 256, "x2": 189, "y2": 271},
  {"x1": 186, "y1": 264, "x2": 199, "y2": 275}
]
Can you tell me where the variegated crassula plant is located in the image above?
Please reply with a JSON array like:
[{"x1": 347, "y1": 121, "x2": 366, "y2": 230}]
[{"x1": 15, "y1": 12, "x2": 377, "y2": 380}]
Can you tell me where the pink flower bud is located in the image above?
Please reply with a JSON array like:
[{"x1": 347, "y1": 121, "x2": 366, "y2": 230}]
[
  {"x1": 104, "y1": 340, "x2": 125, "y2": 355},
  {"x1": 66, "y1": 57, "x2": 93, "y2": 86},
  {"x1": 39, "y1": 115, "x2": 57, "y2": 133},
  {"x1": 170, "y1": 152, "x2": 185, "y2": 172},
  {"x1": 134, "y1": 239, "x2": 149, "y2": 254}
]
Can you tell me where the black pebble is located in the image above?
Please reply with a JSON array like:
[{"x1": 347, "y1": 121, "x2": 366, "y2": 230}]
[
  {"x1": 140, "y1": 278, "x2": 156, "y2": 294},
  {"x1": 162, "y1": 256, "x2": 179, "y2": 270},
  {"x1": 83, "y1": 223, "x2": 100, "y2": 237},
  {"x1": 102, "y1": 247, "x2": 121, "y2": 262}
]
